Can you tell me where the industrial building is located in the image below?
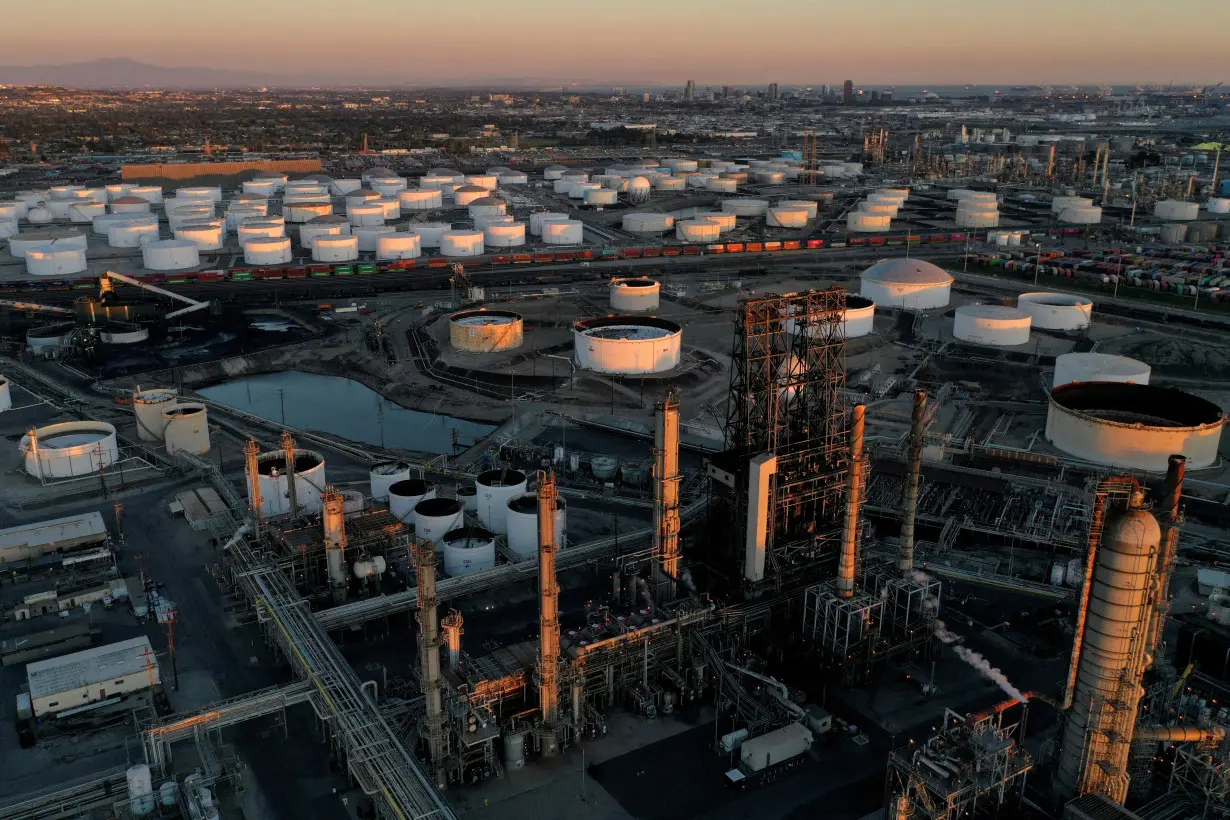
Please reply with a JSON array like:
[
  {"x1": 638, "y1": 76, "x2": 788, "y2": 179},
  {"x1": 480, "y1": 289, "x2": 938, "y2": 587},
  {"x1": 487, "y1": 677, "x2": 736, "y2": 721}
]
[{"x1": 26, "y1": 635, "x2": 162, "y2": 719}]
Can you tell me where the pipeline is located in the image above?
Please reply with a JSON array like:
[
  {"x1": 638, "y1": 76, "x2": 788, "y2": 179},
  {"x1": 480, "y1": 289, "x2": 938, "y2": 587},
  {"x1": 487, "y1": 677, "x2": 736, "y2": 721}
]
[
  {"x1": 838, "y1": 404, "x2": 866, "y2": 598},
  {"x1": 1135, "y1": 725, "x2": 1226, "y2": 743},
  {"x1": 897, "y1": 390, "x2": 926, "y2": 573},
  {"x1": 1148, "y1": 455, "x2": 1186, "y2": 664}
]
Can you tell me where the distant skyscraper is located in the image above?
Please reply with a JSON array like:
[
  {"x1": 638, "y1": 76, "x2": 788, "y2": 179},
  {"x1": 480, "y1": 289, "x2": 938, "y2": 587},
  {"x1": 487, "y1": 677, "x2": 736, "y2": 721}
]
[
  {"x1": 882, "y1": 89, "x2": 893, "y2": 103},
  {"x1": 843, "y1": 80, "x2": 854, "y2": 104},
  {"x1": 723, "y1": 86, "x2": 735, "y2": 99},
  {"x1": 870, "y1": 90, "x2": 881, "y2": 103},
  {"x1": 684, "y1": 79, "x2": 695, "y2": 101},
  {"x1": 768, "y1": 83, "x2": 779, "y2": 102}
]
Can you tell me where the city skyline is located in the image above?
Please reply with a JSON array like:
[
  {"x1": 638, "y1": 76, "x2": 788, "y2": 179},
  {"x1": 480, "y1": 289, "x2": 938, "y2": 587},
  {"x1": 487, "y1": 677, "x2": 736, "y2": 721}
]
[{"x1": 2, "y1": 0, "x2": 1226, "y2": 87}]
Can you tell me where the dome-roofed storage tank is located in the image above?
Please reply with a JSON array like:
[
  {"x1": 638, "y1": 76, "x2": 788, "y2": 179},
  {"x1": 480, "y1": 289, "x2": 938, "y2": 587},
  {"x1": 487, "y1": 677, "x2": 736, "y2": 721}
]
[
  {"x1": 1154, "y1": 200, "x2": 1199, "y2": 221},
  {"x1": 476, "y1": 469, "x2": 528, "y2": 534},
  {"x1": 1053, "y1": 352, "x2": 1150, "y2": 388},
  {"x1": 20, "y1": 421, "x2": 119, "y2": 479},
  {"x1": 387, "y1": 478, "x2": 436, "y2": 522},
  {"x1": 574, "y1": 316, "x2": 682, "y2": 374},
  {"x1": 466, "y1": 174, "x2": 498, "y2": 191},
  {"x1": 132, "y1": 387, "x2": 177, "y2": 441},
  {"x1": 722, "y1": 198, "x2": 769, "y2": 217},
  {"x1": 468, "y1": 196, "x2": 507, "y2": 221},
  {"x1": 409, "y1": 223, "x2": 450, "y2": 248},
  {"x1": 347, "y1": 203, "x2": 385, "y2": 227},
  {"x1": 1046, "y1": 383, "x2": 1224, "y2": 470},
  {"x1": 542, "y1": 220, "x2": 584, "y2": 245},
  {"x1": 622, "y1": 213, "x2": 674, "y2": 234},
  {"x1": 953, "y1": 304, "x2": 1031, "y2": 346},
  {"x1": 254, "y1": 449, "x2": 327, "y2": 516},
  {"x1": 440, "y1": 230, "x2": 485, "y2": 257},
  {"x1": 1060, "y1": 205, "x2": 1102, "y2": 224},
  {"x1": 376, "y1": 232, "x2": 422, "y2": 260},
  {"x1": 109, "y1": 220, "x2": 160, "y2": 248},
  {"x1": 1016, "y1": 293, "x2": 1093, "y2": 330},
  {"x1": 860, "y1": 258, "x2": 952, "y2": 309},
  {"x1": 543, "y1": 165, "x2": 568, "y2": 181},
  {"x1": 398, "y1": 188, "x2": 443, "y2": 211},
  {"x1": 453, "y1": 184, "x2": 488, "y2": 208},
  {"x1": 369, "y1": 461, "x2": 412, "y2": 501},
  {"x1": 449, "y1": 309, "x2": 523, "y2": 352},
  {"x1": 777, "y1": 199, "x2": 819, "y2": 219},
  {"x1": 299, "y1": 218, "x2": 350, "y2": 249},
  {"x1": 505, "y1": 492, "x2": 566, "y2": 558},
  {"x1": 162, "y1": 403, "x2": 210, "y2": 455},
  {"x1": 312, "y1": 235, "x2": 359, "y2": 262},
  {"x1": 692, "y1": 211, "x2": 737, "y2": 233},
  {"x1": 676, "y1": 219, "x2": 721, "y2": 242},
  {"x1": 1207, "y1": 197, "x2": 1230, "y2": 214},
  {"x1": 143, "y1": 240, "x2": 200, "y2": 271},
  {"x1": 413, "y1": 497, "x2": 465, "y2": 552},
  {"x1": 442, "y1": 526, "x2": 497, "y2": 576},
  {"x1": 610, "y1": 278, "x2": 660, "y2": 312}
]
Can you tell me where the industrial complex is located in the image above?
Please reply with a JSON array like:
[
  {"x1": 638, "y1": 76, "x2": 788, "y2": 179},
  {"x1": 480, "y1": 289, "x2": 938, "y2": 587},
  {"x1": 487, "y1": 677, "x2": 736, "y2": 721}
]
[{"x1": 0, "y1": 76, "x2": 1228, "y2": 820}]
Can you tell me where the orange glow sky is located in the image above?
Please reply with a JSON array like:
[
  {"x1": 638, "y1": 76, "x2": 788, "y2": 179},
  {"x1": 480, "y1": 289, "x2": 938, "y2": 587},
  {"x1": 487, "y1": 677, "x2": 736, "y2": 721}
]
[{"x1": 5, "y1": 0, "x2": 1227, "y2": 85}]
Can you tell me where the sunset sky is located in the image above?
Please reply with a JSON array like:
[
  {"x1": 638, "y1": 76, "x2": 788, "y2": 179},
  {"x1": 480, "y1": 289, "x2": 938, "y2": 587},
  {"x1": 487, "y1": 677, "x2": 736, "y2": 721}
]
[{"x1": 5, "y1": 0, "x2": 1227, "y2": 86}]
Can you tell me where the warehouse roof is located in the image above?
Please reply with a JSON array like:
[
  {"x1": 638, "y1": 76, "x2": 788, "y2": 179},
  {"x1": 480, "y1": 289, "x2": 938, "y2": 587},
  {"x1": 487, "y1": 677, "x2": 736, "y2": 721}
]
[
  {"x1": 0, "y1": 512, "x2": 107, "y2": 556},
  {"x1": 27, "y1": 636, "x2": 156, "y2": 701}
]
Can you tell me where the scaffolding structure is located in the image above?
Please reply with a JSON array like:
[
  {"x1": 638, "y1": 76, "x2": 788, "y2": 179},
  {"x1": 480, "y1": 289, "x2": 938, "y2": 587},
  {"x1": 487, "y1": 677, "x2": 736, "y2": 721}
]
[{"x1": 885, "y1": 706, "x2": 1033, "y2": 820}]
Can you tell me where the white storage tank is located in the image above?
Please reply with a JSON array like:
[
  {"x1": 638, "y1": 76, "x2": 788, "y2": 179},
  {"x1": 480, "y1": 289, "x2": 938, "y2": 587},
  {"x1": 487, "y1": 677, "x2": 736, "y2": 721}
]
[
  {"x1": 0, "y1": 375, "x2": 10, "y2": 412},
  {"x1": 655, "y1": 177, "x2": 687, "y2": 192},
  {"x1": 497, "y1": 171, "x2": 528, "y2": 185},
  {"x1": 69, "y1": 201, "x2": 106, "y2": 223},
  {"x1": 1051, "y1": 196, "x2": 1091, "y2": 215},
  {"x1": 283, "y1": 201, "x2": 333, "y2": 223},
  {"x1": 722, "y1": 198, "x2": 769, "y2": 217},
  {"x1": 475, "y1": 213, "x2": 514, "y2": 231},
  {"x1": 466, "y1": 174, "x2": 498, "y2": 191},
  {"x1": 26, "y1": 245, "x2": 88, "y2": 276},
  {"x1": 955, "y1": 206, "x2": 1000, "y2": 228},
  {"x1": 542, "y1": 220, "x2": 584, "y2": 245},
  {"x1": 104, "y1": 183, "x2": 134, "y2": 201},
  {"x1": 387, "y1": 478, "x2": 436, "y2": 522},
  {"x1": 331, "y1": 178, "x2": 362, "y2": 195},
  {"x1": 858, "y1": 202, "x2": 898, "y2": 216},
  {"x1": 1016, "y1": 293, "x2": 1093, "y2": 330},
  {"x1": 413, "y1": 497, "x2": 466, "y2": 552},
  {"x1": 847, "y1": 211, "x2": 892, "y2": 232},
  {"x1": 676, "y1": 219, "x2": 721, "y2": 242},
  {"x1": 133, "y1": 387, "x2": 177, "y2": 441},
  {"x1": 237, "y1": 222, "x2": 285, "y2": 245},
  {"x1": 766, "y1": 207, "x2": 810, "y2": 228},
  {"x1": 176, "y1": 222, "x2": 224, "y2": 251},
  {"x1": 610, "y1": 278, "x2": 660, "y2": 312},
  {"x1": 244, "y1": 237, "x2": 293, "y2": 265},
  {"x1": 162, "y1": 403, "x2": 210, "y2": 455},
  {"x1": 841, "y1": 295, "x2": 876, "y2": 338},
  {"x1": 419, "y1": 173, "x2": 453, "y2": 190},
  {"x1": 573, "y1": 316, "x2": 682, "y2": 375},
  {"x1": 754, "y1": 170, "x2": 786, "y2": 185},
  {"x1": 1207, "y1": 198, "x2": 1230, "y2": 215},
  {"x1": 254, "y1": 449, "x2": 327, "y2": 517},
  {"x1": 442, "y1": 526, "x2": 497, "y2": 576},
  {"x1": 348, "y1": 203, "x2": 385, "y2": 227},
  {"x1": 468, "y1": 197, "x2": 507, "y2": 221},
  {"x1": 777, "y1": 200, "x2": 819, "y2": 219},
  {"x1": 1154, "y1": 200, "x2": 1199, "y2": 221},
  {"x1": 376, "y1": 232, "x2": 422, "y2": 260},
  {"x1": 109, "y1": 196, "x2": 151, "y2": 215},
  {"x1": 544, "y1": 165, "x2": 568, "y2": 181},
  {"x1": 628, "y1": 176, "x2": 652, "y2": 202},
  {"x1": 860, "y1": 258, "x2": 953, "y2": 310},
  {"x1": 953, "y1": 304, "x2": 1031, "y2": 346},
  {"x1": 354, "y1": 226, "x2": 395, "y2": 252},
  {"x1": 143, "y1": 240, "x2": 200, "y2": 271},
  {"x1": 693, "y1": 211, "x2": 736, "y2": 234},
  {"x1": 571, "y1": 182, "x2": 602, "y2": 200},
  {"x1": 1053, "y1": 352, "x2": 1150, "y2": 388},
  {"x1": 370, "y1": 177, "x2": 408, "y2": 197},
  {"x1": 107, "y1": 218, "x2": 158, "y2": 248},
  {"x1": 25, "y1": 207, "x2": 53, "y2": 224},
  {"x1": 505, "y1": 492, "x2": 566, "y2": 558},
  {"x1": 399, "y1": 189, "x2": 443, "y2": 210},
  {"x1": 441, "y1": 230, "x2": 485, "y2": 257},
  {"x1": 20, "y1": 421, "x2": 119, "y2": 479},
  {"x1": 1060, "y1": 205, "x2": 1102, "y2": 225},
  {"x1": 453, "y1": 185, "x2": 488, "y2": 208},
  {"x1": 312, "y1": 235, "x2": 359, "y2": 262},
  {"x1": 299, "y1": 218, "x2": 350, "y2": 249},
  {"x1": 484, "y1": 222, "x2": 526, "y2": 248},
  {"x1": 243, "y1": 179, "x2": 280, "y2": 197},
  {"x1": 409, "y1": 223, "x2": 451, "y2": 248},
  {"x1": 476, "y1": 469, "x2": 528, "y2": 534},
  {"x1": 177, "y1": 186, "x2": 221, "y2": 202},
  {"x1": 10, "y1": 230, "x2": 88, "y2": 257},
  {"x1": 584, "y1": 188, "x2": 619, "y2": 207},
  {"x1": 622, "y1": 213, "x2": 675, "y2": 234},
  {"x1": 449, "y1": 309, "x2": 524, "y2": 352},
  {"x1": 357, "y1": 465, "x2": 409, "y2": 506}
]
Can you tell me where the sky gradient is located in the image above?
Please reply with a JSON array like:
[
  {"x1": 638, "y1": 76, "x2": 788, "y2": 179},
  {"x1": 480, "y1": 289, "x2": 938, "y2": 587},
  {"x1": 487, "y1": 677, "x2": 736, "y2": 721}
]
[{"x1": 5, "y1": 0, "x2": 1227, "y2": 86}]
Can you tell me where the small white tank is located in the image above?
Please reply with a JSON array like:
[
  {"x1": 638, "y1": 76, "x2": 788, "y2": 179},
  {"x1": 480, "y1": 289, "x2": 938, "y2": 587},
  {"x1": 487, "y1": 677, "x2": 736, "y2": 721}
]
[
  {"x1": 376, "y1": 233, "x2": 422, "y2": 260},
  {"x1": 312, "y1": 235, "x2": 359, "y2": 262},
  {"x1": 0, "y1": 376, "x2": 12, "y2": 412},
  {"x1": 354, "y1": 225, "x2": 395, "y2": 252},
  {"x1": 484, "y1": 223, "x2": 526, "y2": 248},
  {"x1": 127, "y1": 764, "x2": 155, "y2": 817},
  {"x1": 244, "y1": 237, "x2": 293, "y2": 265},
  {"x1": 398, "y1": 188, "x2": 443, "y2": 210},
  {"x1": 505, "y1": 492, "x2": 567, "y2": 558},
  {"x1": 441, "y1": 230, "x2": 485, "y2": 257},
  {"x1": 369, "y1": 462, "x2": 413, "y2": 500},
  {"x1": 542, "y1": 220, "x2": 584, "y2": 245},
  {"x1": 476, "y1": 469, "x2": 527, "y2": 534},
  {"x1": 442, "y1": 526, "x2": 497, "y2": 576},
  {"x1": 133, "y1": 387, "x2": 176, "y2": 441},
  {"x1": 163, "y1": 403, "x2": 210, "y2": 455},
  {"x1": 409, "y1": 223, "x2": 450, "y2": 248},
  {"x1": 388, "y1": 478, "x2": 436, "y2": 522},
  {"x1": 413, "y1": 496, "x2": 466, "y2": 552}
]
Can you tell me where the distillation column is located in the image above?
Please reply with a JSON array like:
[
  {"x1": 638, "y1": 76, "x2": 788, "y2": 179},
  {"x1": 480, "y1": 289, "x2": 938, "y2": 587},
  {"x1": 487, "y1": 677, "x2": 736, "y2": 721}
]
[
  {"x1": 897, "y1": 390, "x2": 927, "y2": 573},
  {"x1": 414, "y1": 541, "x2": 447, "y2": 788},
  {"x1": 244, "y1": 438, "x2": 263, "y2": 537},
  {"x1": 441, "y1": 610, "x2": 464, "y2": 673},
  {"x1": 281, "y1": 431, "x2": 298, "y2": 519},
  {"x1": 654, "y1": 391, "x2": 682, "y2": 603},
  {"x1": 1055, "y1": 487, "x2": 1161, "y2": 803},
  {"x1": 838, "y1": 404, "x2": 866, "y2": 598},
  {"x1": 536, "y1": 471, "x2": 561, "y2": 755},
  {"x1": 1149, "y1": 455, "x2": 1185, "y2": 660},
  {"x1": 322, "y1": 487, "x2": 348, "y2": 604}
]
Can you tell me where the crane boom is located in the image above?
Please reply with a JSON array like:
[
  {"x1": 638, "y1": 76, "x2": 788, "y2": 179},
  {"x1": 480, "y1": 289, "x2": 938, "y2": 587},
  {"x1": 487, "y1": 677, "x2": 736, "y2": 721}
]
[
  {"x1": 0, "y1": 299, "x2": 74, "y2": 315},
  {"x1": 103, "y1": 270, "x2": 211, "y2": 319}
]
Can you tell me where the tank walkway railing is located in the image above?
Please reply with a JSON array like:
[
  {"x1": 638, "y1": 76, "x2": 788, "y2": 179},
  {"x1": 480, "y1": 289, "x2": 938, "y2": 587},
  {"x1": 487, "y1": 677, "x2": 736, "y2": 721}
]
[
  {"x1": 143, "y1": 680, "x2": 315, "y2": 765},
  {"x1": 915, "y1": 559, "x2": 1069, "y2": 599},
  {"x1": 0, "y1": 766, "x2": 130, "y2": 820},
  {"x1": 191, "y1": 397, "x2": 383, "y2": 464},
  {"x1": 317, "y1": 496, "x2": 707, "y2": 631}
]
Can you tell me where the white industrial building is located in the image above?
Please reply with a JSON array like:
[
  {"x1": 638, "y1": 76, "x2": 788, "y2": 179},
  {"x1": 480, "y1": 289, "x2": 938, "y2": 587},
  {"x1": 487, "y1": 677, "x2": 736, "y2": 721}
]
[
  {"x1": 0, "y1": 511, "x2": 108, "y2": 567},
  {"x1": 27, "y1": 636, "x2": 160, "y2": 718},
  {"x1": 859, "y1": 259, "x2": 953, "y2": 310}
]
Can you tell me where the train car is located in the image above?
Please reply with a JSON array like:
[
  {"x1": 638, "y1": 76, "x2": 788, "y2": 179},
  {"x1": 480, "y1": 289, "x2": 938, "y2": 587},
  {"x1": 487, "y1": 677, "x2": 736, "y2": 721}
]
[
  {"x1": 333, "y1": 265, "x2": 354, "y2": 276},
  {"x1": 868, "y1": 236, "x2": 887, "y2": 246},
  {"x1": 949, "y1": 233, "x2": 968, "y2": 242},
  {"x1": 806, "y1": 239, "x2": 825, "y2": 249},
  {"x1": 513, "y1": 253, "x2": 533, "y2": 263},
  {"x1": 491, "y1": 255, "x2": 512, "y2": 265},
  {"x1": 682, "y1": 246, "x2": 701, "y2": 256},
  {"x1": 848, "y1": 236, "x2": 868, "y2": 246},
  {"x1": 578, "y1": 250, "x2": 595, "y2": 260},
  {"x1": 555, "y1": 251, "x2": 575, "y2": 262},
  {"x1": 663, "y1": 247, "x2": 682, "y2": 257},
  {"x1": 253, "y1": 268, "x2": 283, "y2": 280},
  {"x1": 745, "y1": 242, "x2": 764, "y2": 253},
  {"x1": 829, "y1": 241, "x2": 846, "y2": 249},
  {"x1": 165, "y1": 274, "x2": 192, "y2": 284},
  {"x1": 356, "y1": 263, "x2": 378, "y2": 275},
  {"x1": 623, "y1": 248, "x2": 643, "y2": 259},
  {"x1": 783, "y1": 240, "x2": 800, "y2": 251},
  {"x1": 230, "y1": 269, "x2": 253, "y2": 281},
  {"x1": 726, "y1": 243, "x2": 745, "y2": 253},
  {"x1": 136, "y1": 273, "x2": 167, "y2": 284},
  {"x1": 197, "y1": 270, "x2": 225, "y2": 283},
  {"x1": 599, "y1": 249, "x2": 621, "y2": 261},
  {"x1": 285, "y1": 266, "x2": 308, "y2": 279},
  {"x1": 533, "y1": 253, "x2": 554, "y2": 263},
  {"x1": 763, "y1": 241, "x2": 781, "y2": 252},
  {"x1": 707, "y1": 244, "x2": 725, "y2": 254},
  {"x1": 428, "y1": 258, "x2": 449, "y2": 268},
  {"x1": 73, "y1": 278, "x2": 97, "y2": 289}
]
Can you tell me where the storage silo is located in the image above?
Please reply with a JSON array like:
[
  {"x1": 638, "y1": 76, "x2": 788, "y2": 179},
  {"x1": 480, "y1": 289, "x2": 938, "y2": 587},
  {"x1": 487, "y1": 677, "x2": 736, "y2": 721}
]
[
  {"x1": 722, "y1": 198, "x2": 769, "y2": 217},
  {"x1": 676, "y1": 219, "x2": 721, "y2": 242},
  {"x1": 237, "y1": 222, "x2": 285, "y2": 245},
  {"x1": 283, "y1": 201, "x2": 333, "y2": 223},
  {"x1": 766, "y1": 206, "x2": 810, "y2": 228},
  {"x1": 610, "y1": 278, "x2": 660, "y2": 311},
  {"x1": 21, "y1": 421, "x2": 119, "y2": 479},
  {"x1": 162, "y1": 403, "x2": 210, "y2": 455},
  {"x1": 388, "y1": 478, "x2": 436, "y2": 523},
  {"x1": 254, "y1": 449, "x2": 327, "y2": 516},
  {"x1": 476, "y1": 469, "x2": 528, "y2": 534},
  {"x1": 26, "y1": 245, "x2": 88, "y2": 276},
  {"x1": 398, "y1": 189, "x2": 443, "y2": 210},
  {"x1": 312, "y1": 235, "x2": 359, "y2": 262},
  {"x1": 1053, "y1": 352, "x2": 1150, "y2": 388},
  {"x1": 245, "y1": 237, "x2": 293, "y2": 265},
  {"x1": 442, "y1": 527, "x2": 497, "y2": 576},
  {"x1": 300, "y1": 217, "x2": 350, "y2": 248},
  {"x1": 449, "y1": 309, "x2": 524, "y2": 352},
  {"x1": 347, "y1": 203, "x2": 385, "y2": 227},
  {"x1": 484, "y1": 223, "x2": 526, "y2": 248},
  {"x1": 953, "y1": 305, "x2": 1031, "y2": 346},
  {"x1": 777, "y1": 200, "x2": 819, "y2": 219},
  {"x1": 376, "y1": 232, "x2": 422, "y2": 260},
  {"x1": 413, "y1": 497, "x2": 466, "y2": 552},
  {"x1": 542, "y1": 220, "x2": 584, "y2": 244},
  {"x1": 860, "y1": 258, "x2": 952, "y2": 309},
  {"x1": 369, "y1": 462, "x2": 412, "y2": 500},
  {"x1": 109, "y1": 220, "x2": 160, "y2": 248},
  {"x1": 584, "y1": 188, "x2": 618, "y2": 207},
  {"x1": 453, "y1": 185, "x2": 487, "y2": 208},
  {"x1": 441, "y1": 230, "x2": 485, "y2": 257},
  {"x1": 505, "y1": 492, "x2": 566, "y2": 558}
]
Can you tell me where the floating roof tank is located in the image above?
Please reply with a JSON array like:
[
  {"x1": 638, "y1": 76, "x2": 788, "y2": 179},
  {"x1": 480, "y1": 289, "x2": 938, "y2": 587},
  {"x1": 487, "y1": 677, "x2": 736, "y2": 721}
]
[
  {"x1": 449, "y1": 309, "x2": 524, "y2": 352},
  {"x1": 953, "y1": 304, "x2": 1031, "y2": 346},
  {"x1": 1053, "y1": 352, "x2": 1149, "y2": 388},
  {"x1": 610, "y1": 278, "x2": 660, "y2": 312},
  {"x1": 162, "y1": 403, "x2": 210, "y2": 455},
  {"x1": 722, "y1": 198, "x2": 769, "y2": 217},
  {"x1": 254, "y1": 449, "x2": 327, "y2": 516},
  {"x1": 398, "y1": 189, "x2": 443, "y2": 210},
  {"x1": 676, "y1": 219, "x2": 721, "y2": 242},
  {"x1": 20, "y1": 421, "x2": 119, "y2": 479},
  {"x1": 369, "y1": 462, "x2": 412, "y2": 501},
  {"x1": 25, "y1": 245, "x2": 87, "y2": 276},
  {"x1": 573, "y1": 316, "x2": 682, "y2": 375},
  {"x1": 475, "y1": 469, "x2": 527, "y2": 534},
  {"x1": 312, "y1": 235, "x2": 359, "y2": 262},
  {"x1": 388, "y1": 478, "x2": 436, "y2": 522},
  {"x1": 1016, "y1": 293, "x2": 1093, "y2": 330}
]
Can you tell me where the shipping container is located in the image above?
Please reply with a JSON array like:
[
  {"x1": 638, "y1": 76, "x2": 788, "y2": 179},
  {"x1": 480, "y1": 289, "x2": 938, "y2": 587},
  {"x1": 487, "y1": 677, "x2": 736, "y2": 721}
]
[
  {"x1": 624, "y1": 248, "x2": 643, "y2": 258},
  {"x1": 513, "y1": 253, "x2": 533, "y2": 263},
  {"x1": 533, "y1": 253, "x2": 554, "y2": 263},
  {"x1": 491, "y1": 255, "x2": 511, "y2": 265},
  {"x1": 333, "y1": 265, "x2": 354, "y2": 276},
  {"x1": 230, "y1": 270, "x2": 254, "y2": 281},
  {"x1": 428, "y1": 258, "x2": 449, "y2": 268},
  {"x1": 286, "y1": 267, "x2": 308, "y2": 279},
  {"x1": 763, "y1": 241, "x2": 781, "y2": 252},
  {"x1": 642, "y1": 248, "x2": 661, "y2": 258},
  {"x1": 708, "y1": 244, "x2": 726, "y2": 254},
  {"x1": 726, "y1": 243, "x2": 745, "y2": 253},
  {"x1": 783, "y1": 240, "x2": 801, "y2": 250},
  {"x1": 806, "y1": 239, "x2": 825, "y2": 249},
  {"x1": 555, "y1": 252, "x2": 575, "y2": 262},
  {"x1": 197, "y1": 271, "x2": 224, "y2": 283},
  {"x1": 682, "y1": 246, "x2": 701, "y2": 255},
  {"x1": 253, "y1": 268, "x2": 283, "y2": 280},
  {"x1": 663, "y1": 247, "x2": 682, "y2": 256},
  {"x1": 745, "y1": 242, "x2": 764, "y2": 253},
  {"x1": 356, "y1": 263, "x2": 377, "y2": 274}
]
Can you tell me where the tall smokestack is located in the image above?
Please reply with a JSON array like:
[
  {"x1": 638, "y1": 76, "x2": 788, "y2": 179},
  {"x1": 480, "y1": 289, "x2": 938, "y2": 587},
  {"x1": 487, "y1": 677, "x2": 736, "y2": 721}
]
[
  {"x1": 322, "y1": 487, "x2": 347, "y2": 604},
  {"x1": 897, "y1": 391, "x2": 927, "y2": 573},
  {"x1": 537, "y1": 470, "x2": 561, "y2": 742},
  {"x1": 654, "y1": 390, "x2": 681, "y2": 604},
  {"x1": 244, "y1": 438, "x2": 263, "y2": 537},
  {"x1": 413, "y1": 541, "x2": 446, "y2": 788},
  {"x1": 1149, "y1": 455, "x2": 1186, "y2": 661},
  {"x1": 281, "y1": 431, "x2": 298, "y2": 519},
  {"x1": 838, "y1": 404, "x2": 866, "y2": 598}
]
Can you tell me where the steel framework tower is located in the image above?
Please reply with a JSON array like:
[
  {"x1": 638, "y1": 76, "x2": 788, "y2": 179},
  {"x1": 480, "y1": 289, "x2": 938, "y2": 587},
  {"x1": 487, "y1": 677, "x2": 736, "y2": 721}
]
[
  {"x1": 244, "y1": 438, "x2": 262, "y2": 536},
  {"x1": 414, "y1": 540, "x2": 447, "y2": 788}
]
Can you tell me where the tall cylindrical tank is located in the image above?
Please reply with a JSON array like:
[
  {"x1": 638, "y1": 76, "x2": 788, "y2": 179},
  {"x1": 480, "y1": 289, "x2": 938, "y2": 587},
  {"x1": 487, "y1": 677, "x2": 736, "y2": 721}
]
[
  {"x1": 414, "y1": 497, "x2": 466, "y2": 552},
  {"x1": 542, "y1": 220, "x2": 584, "y2": 245},
  {"x1": 244, "y1": 237, "x2": 293, "y2": 265},
  {"x1": 505, "y1": 492, "x2": 567, "y2": 558},
  {"x1": 441, "y1": 230, "x2": 485, "y2": 257},
  {"x1": 312, "y1": 235, "x2": 359, "y2": 262},
  {"x1": 133, "y1": 387, "x2": 177, "y2": 441},
  {"x1": 676, "y1": 219, "x2": 721, "y2": 242},
  {"x1": 953, "y1": 305, "x2": 1031, "y2": 346},
  {"x1": 398, "y1": 189, "x2": 443, "y2": 210},
  {"x1": 376, "y1": 233, "x2": 422, "y2": 260},
  {"x1": 449, "y1": 310, "x2": 524, "y2": 352},
  {"x1": 766, "y1": 207, "x2": 810, "y2": 228},
  {"x1": 476, "y1": 469, "x2": 528, "y2": 534},
  {"x1": 20, "y1": 421, "x2": 119, "y2": 479},
  {"x1": 484, "y1": 223, "x2": 527, "y2": 248},
  {"x1": 388, "y1": 478, "x2": 436, "y2": 522},
  {"x1": 26, "y1": 246, "x2": 88, "y2": 276},
  {"x1": 143, "y1": 240, "x2": 200, "y2": 271},
  {"x1": 1053, "y1": 352, "x2": 1150, "y2": 388},
  {"x1": 253, "y1": 449, "x2": 327, "y2": 516},
  {"x1": 369, "y1": 462, "x2": 412, "y2": 501},
  {"x1": 163, "y1": 403, "x2": 210, "y2": 455},
  {"x1": 409, "y1": 223, "x2": 450, "y2": 248},
  {"x1": 610, "y1": 278, "x2": 660, "y2": 311},
  {"x1": 442, "y1": 526, "x2": 497, "y2": 576},
  {"x1": 354, "y1": 226, "x2": 395, "y2": 252}
]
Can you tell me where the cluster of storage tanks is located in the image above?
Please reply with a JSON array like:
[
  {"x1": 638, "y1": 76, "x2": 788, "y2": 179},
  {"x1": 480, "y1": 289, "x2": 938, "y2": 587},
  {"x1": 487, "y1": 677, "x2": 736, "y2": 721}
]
[
  {"x1": 848, "y1": 188, "x2": 908, "y2": 232},
  {"x1": 1051, "y1": 196, "x2": 1102, "y2": 225},
  {"x1": 368, "y1": 466, "x2": 565, "y2": 576},
  {"x1": 946, "y1": 189, "x2": 1001, "y2": 228},
  {"x1": 131, "y1": 387, "x2": 212, "y2": 456},
  {"x1": 622, "y1": 196, "x2": 820, "y2": 240}
]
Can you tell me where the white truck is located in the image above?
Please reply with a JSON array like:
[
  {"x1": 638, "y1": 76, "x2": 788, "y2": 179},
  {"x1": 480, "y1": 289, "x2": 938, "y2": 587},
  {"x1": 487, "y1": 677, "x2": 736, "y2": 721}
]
[{"x1": 724, "y1": 723, "x2": 814, "y2": 789}]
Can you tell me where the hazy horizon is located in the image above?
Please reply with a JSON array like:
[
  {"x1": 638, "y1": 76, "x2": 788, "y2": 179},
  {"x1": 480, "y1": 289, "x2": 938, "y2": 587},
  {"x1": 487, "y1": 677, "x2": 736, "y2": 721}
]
[{"x1": 3, "y1": 0, "x2": 1226, "y2": 87}]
